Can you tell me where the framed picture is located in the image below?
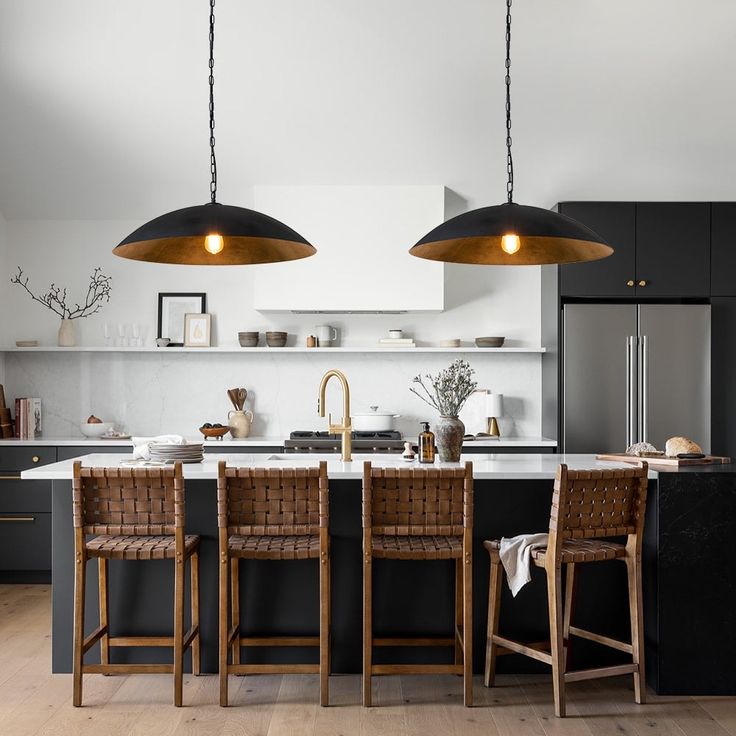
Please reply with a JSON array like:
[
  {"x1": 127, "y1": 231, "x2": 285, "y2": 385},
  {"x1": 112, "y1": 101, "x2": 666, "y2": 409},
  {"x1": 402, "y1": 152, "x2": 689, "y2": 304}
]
[
  {"x1": 184, "y1": 313, "x2": 211, "y2": 347},
  {"x1": 157, "y1": 293, "x2": 206, "y2": 346}
]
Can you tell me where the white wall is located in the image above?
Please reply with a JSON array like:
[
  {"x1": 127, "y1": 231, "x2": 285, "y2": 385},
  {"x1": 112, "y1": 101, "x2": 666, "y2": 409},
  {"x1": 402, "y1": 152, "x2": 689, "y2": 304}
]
[{"x1": 2, "y1": 217, "x2": 543, "y2": 438}]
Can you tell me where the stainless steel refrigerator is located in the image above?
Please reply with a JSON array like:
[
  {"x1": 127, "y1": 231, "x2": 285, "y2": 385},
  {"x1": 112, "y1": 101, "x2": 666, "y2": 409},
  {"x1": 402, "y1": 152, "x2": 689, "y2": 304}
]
[{"x1": 562, "y1": 304, "x2": 710, "y2": 454}]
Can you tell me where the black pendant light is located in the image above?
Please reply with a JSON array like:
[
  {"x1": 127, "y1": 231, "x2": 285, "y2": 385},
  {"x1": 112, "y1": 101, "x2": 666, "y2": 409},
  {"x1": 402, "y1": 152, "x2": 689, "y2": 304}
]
[
  {"x1": 410, "y1": 0, "x2": 612, "y2": 266},
  {"x1": 114, "y1": 0, "x2": 316, "y2": 266}
]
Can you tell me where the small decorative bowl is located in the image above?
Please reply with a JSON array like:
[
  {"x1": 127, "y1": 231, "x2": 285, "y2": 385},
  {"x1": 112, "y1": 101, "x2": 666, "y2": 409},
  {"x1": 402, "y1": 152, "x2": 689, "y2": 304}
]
[
  {"x1": 155, "y1": 337, "x2": 171, "y2": 348},
  {"x1": 475, "y1": 336, "x2": 505, "y2": 348},
  {"x1": 199, "y1": 425, "x2": 230, "y2": 440},
  {"x1": 439, "y1": 338, "x2": 461, "y2": 348},
  {"x1": 266, "y1": 331, "x2": 288, "y2": 348},
  {"x1": 238, "y1": 331, "x2": 259, "y2": 347},
  {"x1": 80, "y1": 422, "x2": 114, "y2": 438}
]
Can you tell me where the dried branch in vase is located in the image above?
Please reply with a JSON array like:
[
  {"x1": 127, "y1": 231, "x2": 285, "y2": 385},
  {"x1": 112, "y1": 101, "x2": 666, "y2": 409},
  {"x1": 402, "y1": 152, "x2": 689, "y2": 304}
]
[
  {"x1": 10, "y1": 266, "x2": 112, "y2": 320},
  {"x1": 409, "y1": 359, "x2": 478, "y2": 417}
]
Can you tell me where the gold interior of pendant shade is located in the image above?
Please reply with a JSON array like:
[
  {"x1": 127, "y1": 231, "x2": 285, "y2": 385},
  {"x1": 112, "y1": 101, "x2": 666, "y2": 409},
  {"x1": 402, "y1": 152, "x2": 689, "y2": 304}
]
[
  {"x1": 410, "y1": 235, "x2": 613, "y2": 266},
  {"x1": 114, "y1": 236, "x2": 317, "y2": 266}
]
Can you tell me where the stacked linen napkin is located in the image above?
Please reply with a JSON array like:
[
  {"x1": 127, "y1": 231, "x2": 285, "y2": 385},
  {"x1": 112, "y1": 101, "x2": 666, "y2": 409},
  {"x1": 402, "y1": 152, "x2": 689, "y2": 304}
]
[
  {"x1": 132, "y1": 434, "x2": 187, "y2": 460},
  {"x1": 499, "y1": 533, "x2": 549, "y2": 596}
]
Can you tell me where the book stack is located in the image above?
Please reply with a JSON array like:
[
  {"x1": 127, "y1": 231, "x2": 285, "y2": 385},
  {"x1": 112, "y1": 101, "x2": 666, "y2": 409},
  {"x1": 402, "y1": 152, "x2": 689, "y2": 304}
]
[
  {"x1": 14, "y1": 398, "x2": 42, "y2": 439},
  {"x1": 378, "y1": 337, "x2": 416, "y2": 348}
]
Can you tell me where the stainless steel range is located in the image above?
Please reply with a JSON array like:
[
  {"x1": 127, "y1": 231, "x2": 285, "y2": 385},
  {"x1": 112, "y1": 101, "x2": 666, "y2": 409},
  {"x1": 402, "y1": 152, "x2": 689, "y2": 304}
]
[{"x1": 285, "y1": 431, "x2": 405, "y2": 454}]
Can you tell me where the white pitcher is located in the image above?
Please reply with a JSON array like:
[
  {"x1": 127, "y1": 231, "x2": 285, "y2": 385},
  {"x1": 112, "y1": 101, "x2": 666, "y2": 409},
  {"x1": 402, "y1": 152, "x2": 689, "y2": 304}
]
[{"x1": 228, "y1": 409, "x2": 254, "y2": 438}]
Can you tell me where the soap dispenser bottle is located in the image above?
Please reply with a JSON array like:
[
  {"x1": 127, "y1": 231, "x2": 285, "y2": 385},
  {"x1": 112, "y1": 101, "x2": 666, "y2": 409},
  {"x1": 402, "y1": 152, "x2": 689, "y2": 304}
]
[{"x1": 418, "y1": 422, "x2": 435, "y2": 464}]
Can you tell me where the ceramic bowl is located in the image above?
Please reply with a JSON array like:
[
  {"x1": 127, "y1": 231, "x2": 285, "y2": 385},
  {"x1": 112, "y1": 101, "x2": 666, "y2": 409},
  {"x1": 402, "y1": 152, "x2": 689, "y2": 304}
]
[
  {"x1": 238, "y1": 331, "x2": 259, "y2": 347},
  {"x1": 266, "y1": 331, "x2": 288, "y2": 347},
  {"x1": 80, "y1": 421, "x2": 114, "y2": 437},
  {"x1": 475, "y1": 336, "x2": 505, "y2": 348}
]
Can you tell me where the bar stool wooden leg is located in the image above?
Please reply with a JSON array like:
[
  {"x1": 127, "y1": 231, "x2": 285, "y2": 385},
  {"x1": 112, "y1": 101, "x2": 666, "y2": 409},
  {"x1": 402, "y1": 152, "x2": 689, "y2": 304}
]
[
  {"x1": 191, "y1": 552, "x2": 201, "y2": 676},
  {"x1": 463, "y1": 549, "x2": 473, "y2": 707},
  {"x1": 219, "y1": 549, "x2": 229, "y2": 707},
  {"x1": 230, "y1": 558, "x2": 240, "y2": 667},
  {"x1": 362, "y1": 551, "x2": 372, "y2": 707},
  {"x1": 72, "y1": 547, "x2": 86, "y2": 707},
  {"x1": 563, "y1": 563, "x2": 577, "y2": 671},
  {"x1": 173, "y1": 555, "x2": 185, "y2": 707},
  {"x1": 547, "y1": 564, "x2": 566, "y2": 717},
  {"x1": 484, "y1": 559, "x2": 503, "y2": 688},
  {"x1": 626, "y1": 554, "x2": 646, "y2": 703},
  {"x1": 455, "y1": 558, "x2": 462, "y2": 666},
  {"x1": 320, "y1": 548, "x2": 330, "y2": 707},
  {"x1": 98, "y1": 558, "x2": 110, "y2": 672}
]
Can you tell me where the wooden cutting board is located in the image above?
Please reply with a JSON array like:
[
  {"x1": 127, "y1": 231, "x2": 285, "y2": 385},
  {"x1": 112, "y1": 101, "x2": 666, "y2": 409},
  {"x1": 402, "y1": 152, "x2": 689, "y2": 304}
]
[{"x1": 597, "y1": 453, "x2": 732, "y2": 467}]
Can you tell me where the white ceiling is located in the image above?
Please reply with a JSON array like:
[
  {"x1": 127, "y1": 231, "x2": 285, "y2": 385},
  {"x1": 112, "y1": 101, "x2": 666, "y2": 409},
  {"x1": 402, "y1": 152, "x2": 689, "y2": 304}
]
[{"x1": 1, "y1": 0, "x2": 735, "y2": 220}]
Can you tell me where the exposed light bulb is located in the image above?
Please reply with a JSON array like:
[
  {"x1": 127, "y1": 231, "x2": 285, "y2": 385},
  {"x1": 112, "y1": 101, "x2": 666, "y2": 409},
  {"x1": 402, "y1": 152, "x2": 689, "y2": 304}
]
[
  {"x1": 204, "y1": 234, "x2": 224, "y2": 255},
  {"x1": 501, "y1": 233, "x2": 521, "y2": 255}
]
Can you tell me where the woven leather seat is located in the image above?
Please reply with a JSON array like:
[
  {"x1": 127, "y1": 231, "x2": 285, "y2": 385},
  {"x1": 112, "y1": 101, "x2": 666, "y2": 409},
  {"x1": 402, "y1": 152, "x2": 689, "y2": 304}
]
[
  {"x1": 372, "y1": 534, "x2": 462, "y2": 560},
  {"x1": 86, "y1": 534, "x2": 200, "y2": 561},
  {"x1": 228, "y1": 534, "x2": 320, "y2": 560},
  {"x1": 483, "y1": 538, "x2": 626, "y2": 565}
]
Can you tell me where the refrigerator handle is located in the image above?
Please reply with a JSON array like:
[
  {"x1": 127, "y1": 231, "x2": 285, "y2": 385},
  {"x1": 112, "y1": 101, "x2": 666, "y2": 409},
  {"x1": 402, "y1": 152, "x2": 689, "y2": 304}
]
[
  {"x1": 626, "y1": 336, "x2": 636, "y2": 447},
  {"x1": 639, "y1": 335, "x2": 648, "y2": 443}
]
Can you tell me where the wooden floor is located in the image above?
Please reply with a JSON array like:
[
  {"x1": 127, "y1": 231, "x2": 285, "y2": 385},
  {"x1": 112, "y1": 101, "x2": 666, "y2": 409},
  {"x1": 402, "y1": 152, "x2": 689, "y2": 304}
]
[{"x1": 2, "y1": 585, "x2": 736, "y2": 736}]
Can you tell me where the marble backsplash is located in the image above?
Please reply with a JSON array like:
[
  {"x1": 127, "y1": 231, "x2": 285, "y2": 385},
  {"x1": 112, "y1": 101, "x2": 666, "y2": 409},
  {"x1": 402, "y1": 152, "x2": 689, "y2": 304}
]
[{"x1": 3, "y1": 351, "x2": 542, "y2": 439}]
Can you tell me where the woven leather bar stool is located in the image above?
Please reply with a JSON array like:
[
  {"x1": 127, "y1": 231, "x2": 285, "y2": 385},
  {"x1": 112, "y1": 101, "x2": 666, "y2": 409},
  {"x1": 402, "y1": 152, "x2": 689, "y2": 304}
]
[
  {"x1": 484, "y1": 462, "x2": 648, "y2": 717},
  {"x1": 72, "y1": 461, "x2": 200, "y2": 707},
  {"x1": 362, "y1": 461, "x2": 473, "y2": 707},
  {"x1": 217, "y1": 460, "x2": 330, "y2": 707}
]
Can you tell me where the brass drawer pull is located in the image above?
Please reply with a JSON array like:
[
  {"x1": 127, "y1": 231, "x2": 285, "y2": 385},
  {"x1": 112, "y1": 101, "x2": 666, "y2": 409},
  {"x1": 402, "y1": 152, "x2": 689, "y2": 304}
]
[
  {"x1": 0, "y1": 475, "x2": 23, "y2": 480},
  {"x1": 32, "y1": 455, "x2": 40, "y2": 463},
  {"x1": 638, "y1": 280, "x2": 647, "y2": 287},
  {"x1": 626, "y1": 280, "x2": 635, "y2": 287},
  {"x1": 0, "y1": 516, "x2": 35, "y2": 522}
]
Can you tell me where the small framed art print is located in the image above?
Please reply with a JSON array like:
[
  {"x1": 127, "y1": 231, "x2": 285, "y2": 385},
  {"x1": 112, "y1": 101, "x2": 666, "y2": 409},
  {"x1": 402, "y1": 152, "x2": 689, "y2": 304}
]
[{"x1": 184, "y1": 313, "x2": 211, "y2": 347}]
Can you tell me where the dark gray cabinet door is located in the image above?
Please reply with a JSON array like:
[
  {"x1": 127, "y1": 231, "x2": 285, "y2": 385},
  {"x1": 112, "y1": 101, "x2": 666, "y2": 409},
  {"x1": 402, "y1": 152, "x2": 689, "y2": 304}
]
[
  {"x1": 635, "y1": 203, "x2": 710, "y2": 297},
  {"x1": 558, "y1": 202, "x2": 636, "y2": 297},
  {"x1": 711, "y1": 203, "x2": 736, "y2": 296},
  {"x1": 711, "y1": 298, "x2": 736, "y2": 457}
]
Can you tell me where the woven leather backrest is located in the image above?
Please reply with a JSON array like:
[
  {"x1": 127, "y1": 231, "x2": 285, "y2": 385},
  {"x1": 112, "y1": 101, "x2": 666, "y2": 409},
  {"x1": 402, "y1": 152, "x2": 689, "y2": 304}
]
[
  {"x1": 72, "y1": 463, "x2": 183, "y2": 536},
  {"x1": 217, "y1": 461, "x2": 328, "y2": 535},
  {"x1": 551, "y1": 465, "x2": 648, "y2": 539},
  {"x1": 363, "y1": 463, "x2": 473, "y2": 536}
]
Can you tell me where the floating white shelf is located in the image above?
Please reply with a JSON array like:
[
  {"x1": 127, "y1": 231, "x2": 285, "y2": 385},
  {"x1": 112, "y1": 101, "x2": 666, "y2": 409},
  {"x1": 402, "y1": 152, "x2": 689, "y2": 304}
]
[{"x1": 2, "y1": 346, "x2": 546, "y2": 354}]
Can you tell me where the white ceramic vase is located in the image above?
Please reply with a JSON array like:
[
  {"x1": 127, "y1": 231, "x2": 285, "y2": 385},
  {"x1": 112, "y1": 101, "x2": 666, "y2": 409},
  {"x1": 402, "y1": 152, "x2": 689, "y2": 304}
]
[
  {"x1": 58, "y1": 319, "x2": 76, "y2": 347},
  {"x1": 228, "y1": 409, "x2": 254, "y2": 438}
]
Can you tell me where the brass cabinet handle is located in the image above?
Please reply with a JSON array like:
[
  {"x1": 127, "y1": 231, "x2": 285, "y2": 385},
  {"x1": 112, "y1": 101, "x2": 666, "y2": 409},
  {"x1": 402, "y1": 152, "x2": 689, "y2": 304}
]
[
  {"x1": 0, "y1": 516, "x2": 35, "y2": 522},
  {"x1": 0, "y1": 475, "x2": 23, "y2": 480},
  {"x1": 32, "y1": 455, "x2": 40, "y2": 463},
  {"x1": 626, "y1": 280, "x2": 635, "y2": 287},
  {"x1": 638, "y1": 280, "x2": 647, "y2": 287}
]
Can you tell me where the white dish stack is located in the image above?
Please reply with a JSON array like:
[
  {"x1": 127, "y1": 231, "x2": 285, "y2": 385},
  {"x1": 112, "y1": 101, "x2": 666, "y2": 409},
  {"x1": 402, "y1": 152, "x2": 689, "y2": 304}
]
[{"x1": 148, "y1": 442, "x2": 204, "y2": 463}]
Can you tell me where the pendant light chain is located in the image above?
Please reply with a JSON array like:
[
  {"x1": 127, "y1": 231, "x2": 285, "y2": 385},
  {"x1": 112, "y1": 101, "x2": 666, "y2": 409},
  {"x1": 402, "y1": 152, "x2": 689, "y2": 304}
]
[
  {"x1": 208, "y1": 0, "x2": 217, "y2": 204},
  {"x1": 505, "y1": 0, "x2": 513, "y2": 203}
]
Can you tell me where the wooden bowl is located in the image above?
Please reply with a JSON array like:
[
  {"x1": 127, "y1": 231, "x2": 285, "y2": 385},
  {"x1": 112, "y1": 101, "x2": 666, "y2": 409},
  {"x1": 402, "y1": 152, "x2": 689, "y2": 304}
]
[{"x1": 199, "y1": 425, "x2": 230, "y2": 440}]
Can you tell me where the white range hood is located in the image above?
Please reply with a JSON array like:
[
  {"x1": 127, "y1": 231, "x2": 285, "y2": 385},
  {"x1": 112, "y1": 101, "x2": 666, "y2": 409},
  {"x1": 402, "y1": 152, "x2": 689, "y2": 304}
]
[{"x1": 252, "y1": 186, "x2": 445, "y2": 312}]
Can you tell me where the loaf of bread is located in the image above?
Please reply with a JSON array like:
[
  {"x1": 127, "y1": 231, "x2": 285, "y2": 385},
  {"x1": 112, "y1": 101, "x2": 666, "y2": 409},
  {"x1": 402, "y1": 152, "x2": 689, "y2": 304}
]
[
  {"x1": 625, "y1": 442, "x2": 658, "y2": 456},
  {"x1": 664, "y1": 436, "x2": 702, "y2": 457}
]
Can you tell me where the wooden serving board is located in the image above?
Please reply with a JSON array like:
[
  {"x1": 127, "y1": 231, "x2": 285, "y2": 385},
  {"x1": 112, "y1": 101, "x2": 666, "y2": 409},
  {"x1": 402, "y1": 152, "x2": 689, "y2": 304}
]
[{"x1": 597, "y1": 453, "x2": 732, "y2": 467}]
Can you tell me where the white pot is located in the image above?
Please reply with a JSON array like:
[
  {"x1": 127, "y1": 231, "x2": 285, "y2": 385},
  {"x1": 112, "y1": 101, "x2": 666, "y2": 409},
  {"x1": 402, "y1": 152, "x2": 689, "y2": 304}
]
[{"x1": 352, "y1": 406, "x2": 401, "y2": 432}]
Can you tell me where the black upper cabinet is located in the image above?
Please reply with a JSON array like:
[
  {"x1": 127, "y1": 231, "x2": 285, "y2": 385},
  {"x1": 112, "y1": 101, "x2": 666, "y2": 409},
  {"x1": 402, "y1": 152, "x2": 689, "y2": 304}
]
[
  {"x1": 711, "y1": 203, "x2": 736, "y2": 296},
  {"x1": 558, "y1": 201, "x2": 711, "y2": 298},
  {"x1": 635, "y1": 203, "x2": 710, "y2": 297},
  {"x1": 558, "y1": 202, "x2": 636, "y2": 297}
]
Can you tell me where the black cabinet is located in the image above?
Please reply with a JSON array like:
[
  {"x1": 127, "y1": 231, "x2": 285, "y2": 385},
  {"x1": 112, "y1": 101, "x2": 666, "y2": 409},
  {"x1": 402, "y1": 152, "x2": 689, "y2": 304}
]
[
  {"x1": 711, "y1": 298, "x2": 736, "y2": 458},
  {"x1": 711, "y1": 203, "x2": 736, "y2": 296},
  {"x1": 558, "y1": 202, "x2": 636, "y2": 297},
  {"x1": 0, "y1": 447, "x2": 54, "y2": 583},
  {"x1": 558, "y1": 202, "x2": 711, "y2": 298},
  {"x1": 636, "y1": 203, "x2": 710, "y2": 297}
]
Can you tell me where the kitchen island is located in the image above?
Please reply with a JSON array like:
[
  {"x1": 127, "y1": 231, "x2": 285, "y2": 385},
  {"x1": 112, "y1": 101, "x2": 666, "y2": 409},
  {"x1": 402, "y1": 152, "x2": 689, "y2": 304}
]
[{"x1": 22, "y1": 453, "x2": 736, "y2": 695}]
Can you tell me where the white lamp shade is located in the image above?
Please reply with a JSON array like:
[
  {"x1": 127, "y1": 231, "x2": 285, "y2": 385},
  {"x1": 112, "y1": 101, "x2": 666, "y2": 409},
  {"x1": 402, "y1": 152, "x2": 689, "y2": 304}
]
[{"x1": 488, "y1": 393, "x2": 504, "y2": 417}]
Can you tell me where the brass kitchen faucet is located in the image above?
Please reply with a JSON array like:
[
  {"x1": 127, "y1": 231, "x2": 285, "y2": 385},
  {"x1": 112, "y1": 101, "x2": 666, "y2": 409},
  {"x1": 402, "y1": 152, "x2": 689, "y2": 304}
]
[{"x1": 318, "y1": 370, "x2": 352, "y2": 461}]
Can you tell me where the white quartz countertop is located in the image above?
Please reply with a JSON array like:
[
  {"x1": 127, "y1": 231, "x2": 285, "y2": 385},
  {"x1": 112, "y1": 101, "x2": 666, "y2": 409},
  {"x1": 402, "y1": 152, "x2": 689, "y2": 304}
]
[
  {"x1": 0, "y1": 435, "x2": 556, "y2": 448},
  {"x1": 21, "y1": 452, "x2": 654, "y2": 481}
]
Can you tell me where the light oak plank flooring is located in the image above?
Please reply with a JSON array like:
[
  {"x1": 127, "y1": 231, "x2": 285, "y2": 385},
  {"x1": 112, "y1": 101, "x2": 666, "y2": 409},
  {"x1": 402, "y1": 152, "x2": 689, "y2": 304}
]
[{"x1": 1, "y1": 585, "x2": 735, "y2": 736}]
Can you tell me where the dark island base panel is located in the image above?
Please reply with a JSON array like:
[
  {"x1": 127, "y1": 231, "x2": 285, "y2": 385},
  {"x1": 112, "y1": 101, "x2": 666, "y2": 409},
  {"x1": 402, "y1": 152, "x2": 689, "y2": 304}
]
[{"x1": 51, "y1": 475, "x2": 736, "y2": 694}]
